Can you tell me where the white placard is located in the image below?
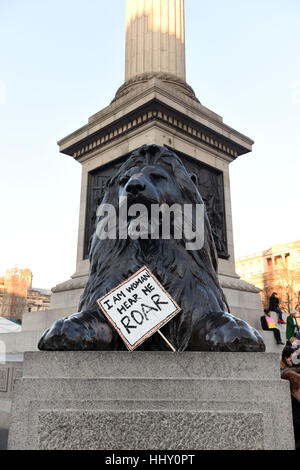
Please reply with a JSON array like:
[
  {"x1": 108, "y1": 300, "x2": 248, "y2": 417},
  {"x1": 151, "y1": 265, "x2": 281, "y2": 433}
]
[{"x1": 97, "y1": 266, "x2": 181, "y2": 351}]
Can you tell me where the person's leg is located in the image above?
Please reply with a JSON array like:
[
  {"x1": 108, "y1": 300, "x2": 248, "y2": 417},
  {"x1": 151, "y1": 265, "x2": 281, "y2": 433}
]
[
  {"x1": 276, "y1": 308, "x2": 286, "y2": 324},
  {"x1": 273, "y1": 328, "x2": 284, "y2": 344},
  {"x1": 277, "y1": 308, "x2": 283, "y2": 321}
]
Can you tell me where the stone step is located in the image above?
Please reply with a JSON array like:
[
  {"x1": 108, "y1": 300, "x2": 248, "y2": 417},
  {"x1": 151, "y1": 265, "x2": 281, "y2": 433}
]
[
  {"x1": 23, "y1": 351, "x2": 281, "y2": 380},
  {"x1": 0, "y1": 308, "x2": 77, "y2": 355},
  {"x1": 0, "y1": 308, "x2": 78, "y2": 355},
  {"x1": 262, "y1": 331, "x2": 286, "y2": 353},
  {"x1": 21, "y1": 306, "x2": 76, "y2": 331},
  {"x1": 12, "y1": 376, "x2": 288, "y2": 402},
  {"x1": 229, "y1": 306, "x2": 263, "y2": 330},
  {"x1": 229, "y1": 306, "x2": 288, "y2": 353},
  {"x1": 0, "y1": 330, "x2": 44, "y2": 354}
]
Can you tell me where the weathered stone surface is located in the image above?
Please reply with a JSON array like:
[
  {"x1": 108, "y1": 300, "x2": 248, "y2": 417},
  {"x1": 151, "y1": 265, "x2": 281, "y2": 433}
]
[
  {"x1": 0, "y1": 363, "x2": 23, "y2": 398},
  {"x1": 8, "y1": 352, "x2": 295, "y2": 450},
  {"x1": 0, "y1": 369, "x2": 8, "y2": 392},
  {"x1": 38, "y1": 410, "x2": 264, "y2": 451},
  {"x1": 22, "y1": 351, "x2": 281, "y2": 380},
  {"x1": 0, "y1": 360, "x2": 23, "y2": 450},
  {"x1": 0, "y1": 363, "x2": 23, "y2": 401},
  {"x1": 0, "y1": 426, "x2": 9, "y2": 451}
]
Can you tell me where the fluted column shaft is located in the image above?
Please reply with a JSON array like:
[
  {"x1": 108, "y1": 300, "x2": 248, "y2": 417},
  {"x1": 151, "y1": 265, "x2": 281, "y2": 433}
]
[{"x1": 125, "y1": 0, "x2": 186, "y2": 82}]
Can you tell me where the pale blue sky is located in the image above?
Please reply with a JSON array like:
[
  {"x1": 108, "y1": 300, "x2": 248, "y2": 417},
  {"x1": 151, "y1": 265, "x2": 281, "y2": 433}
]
[{"x1": 0, "y1": 0, "x2": 299, "y2": 288}]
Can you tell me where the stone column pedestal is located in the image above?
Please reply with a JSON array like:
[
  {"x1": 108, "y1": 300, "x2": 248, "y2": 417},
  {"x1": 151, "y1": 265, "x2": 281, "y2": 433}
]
[{"x1": 8, "y1": 351, "x2": 294, "y2": 450}]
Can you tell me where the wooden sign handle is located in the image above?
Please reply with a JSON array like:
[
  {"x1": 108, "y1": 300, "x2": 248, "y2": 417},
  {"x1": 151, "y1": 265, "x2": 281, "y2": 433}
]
[{"x1": 157, "y1": 330, "x2": 177, "y2": 352}]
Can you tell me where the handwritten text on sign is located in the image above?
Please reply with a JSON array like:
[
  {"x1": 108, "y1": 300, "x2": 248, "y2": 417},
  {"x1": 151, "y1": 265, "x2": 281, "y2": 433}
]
[{"x1": 97, "y1": 266, "x2": 181, "y2": 351}]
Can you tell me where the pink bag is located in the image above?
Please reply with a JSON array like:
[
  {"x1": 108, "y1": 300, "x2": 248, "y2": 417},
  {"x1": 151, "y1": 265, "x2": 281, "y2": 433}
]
[{"x1": 266, "y1": 316, "x2": 276, "y2": 329}]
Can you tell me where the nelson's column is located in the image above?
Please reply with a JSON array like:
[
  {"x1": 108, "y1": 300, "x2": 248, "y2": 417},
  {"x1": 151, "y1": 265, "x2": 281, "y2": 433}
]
[
  {"x1": 7, "y1": 0, "x2": 295, "y2": 451},
  {"x1": 50, "y1": 0, "x2": 263, "y2": 335}
]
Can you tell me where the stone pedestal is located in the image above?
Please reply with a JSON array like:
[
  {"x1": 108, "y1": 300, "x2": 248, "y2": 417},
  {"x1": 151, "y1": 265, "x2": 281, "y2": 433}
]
[{"x1": 8, "y1": 351, "x2": 294, "y2": 450}]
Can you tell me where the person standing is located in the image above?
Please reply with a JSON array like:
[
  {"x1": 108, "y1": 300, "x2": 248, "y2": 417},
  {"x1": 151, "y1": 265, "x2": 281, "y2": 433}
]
[
  {"x1": 287, "y1": 309, "x2": 300, "y2": 342},
  {"x1": 269, "y1": 292, "x2": 286, "y2": 324}
]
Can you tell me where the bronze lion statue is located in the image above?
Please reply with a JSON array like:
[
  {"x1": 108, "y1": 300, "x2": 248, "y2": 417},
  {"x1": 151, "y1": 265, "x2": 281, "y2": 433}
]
[{"x1": 38, "y1": 145, "x2": 265, "y2": 352}]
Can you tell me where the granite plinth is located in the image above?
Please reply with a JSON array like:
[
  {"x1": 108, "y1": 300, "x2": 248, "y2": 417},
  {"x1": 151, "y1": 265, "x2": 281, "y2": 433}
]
[
  {"x1": 38, "y1": 410, "x2": 264, "y2": 451},
  {"x1": 8, "y1": 351, "x2": 294, "y2": 450}
]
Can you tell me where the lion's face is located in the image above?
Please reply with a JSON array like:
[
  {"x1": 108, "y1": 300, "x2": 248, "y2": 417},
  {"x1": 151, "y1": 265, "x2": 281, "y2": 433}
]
[
  {"x1": 118, "y1": 164, "x2": 182, "y2": 208},
  {"x1": 116, "y1": 163, "x2": 187, "y2": 239}
]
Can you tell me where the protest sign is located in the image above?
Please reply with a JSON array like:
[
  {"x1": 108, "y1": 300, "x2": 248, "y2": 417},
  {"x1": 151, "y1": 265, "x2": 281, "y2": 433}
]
[{"x1": 97, "y1": 266, "x2": 181, "y2": 351}]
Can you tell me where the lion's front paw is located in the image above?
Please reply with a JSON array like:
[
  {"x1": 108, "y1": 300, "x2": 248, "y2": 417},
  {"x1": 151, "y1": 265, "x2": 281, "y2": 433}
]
[
  {"x1": 205, "y1": 313, "x2": 265, "y2": 352},
  {"x1": 38, "y1": 312, "x2": 113, "y2": 351}
]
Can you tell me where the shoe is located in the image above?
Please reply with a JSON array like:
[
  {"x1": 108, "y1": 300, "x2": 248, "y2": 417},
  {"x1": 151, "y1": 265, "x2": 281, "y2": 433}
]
[
  {"x1": 277, "y1": 341, "x2": 285, "y2": 345},
  {"x1": 278, "y1": 320, "x2": 286, "y2": 324}
]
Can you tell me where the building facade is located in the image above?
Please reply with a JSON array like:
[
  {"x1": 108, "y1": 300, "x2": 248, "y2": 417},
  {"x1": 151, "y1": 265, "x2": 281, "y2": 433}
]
[
  {"x1": 0, "y1": 268, "x2": 50, "y2": 322},
  {"x1": 236, "y1": 240, "x2": 300, "y2": 312}
]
